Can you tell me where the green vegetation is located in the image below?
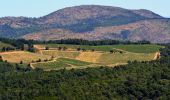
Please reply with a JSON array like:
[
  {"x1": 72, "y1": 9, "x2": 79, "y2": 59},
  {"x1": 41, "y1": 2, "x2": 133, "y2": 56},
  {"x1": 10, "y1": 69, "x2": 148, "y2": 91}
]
[
  {"x1": 33, "y1": 60, "x2": 71, "y2": 71},
  {"x1": 97, "y1": 53, "x2": 155, "y2": 65},
  {"x1": 42, "y1": 50, "x2": 80, "y2": 58},
  {"x1": 112, "y1": 44, "x2": 163, "y2": 53},
  {"x1": 33, "y1": 58, "x2": 91, "y2": 70},
  {"x1": 58, "y1": 58, "x2": 91, "y2": 66},
  {"x1": 41, "y1": 44, "x2": 162, "y2": 53}
]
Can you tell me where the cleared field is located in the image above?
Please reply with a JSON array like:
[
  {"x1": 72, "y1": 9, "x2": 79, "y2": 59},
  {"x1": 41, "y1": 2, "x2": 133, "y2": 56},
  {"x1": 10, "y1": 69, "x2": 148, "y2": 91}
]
[
  {"x1": 0, "y1": 42, "x2": 14, "y2": 49},
  {"x1": 1, "y1": 43, "x2": 160, "y2": 71},
  {"x1": 76, "y1": 52, "x2": 102, "y2": 63},
  {"x1": 37, "y1": 44, "x2": 163, "y2": 53},
  {"x1": 112, "y1": 44, "x2": 163, "y2": 53},
  {"x1": 96, "y1": 52, "x2": 155, "y2": 65},
  {"x1": 33, "y1": 58, "x2": 91, "y2": 71},
  {"x1": 42, "y1": 50, "x2": 80, "y2": 58},
  {"x1": 0, "y1": 51, "x2": 51, "y2": 63},
  {"x1": 32, "y1": 50, "x2": 156, "y2": 70}
]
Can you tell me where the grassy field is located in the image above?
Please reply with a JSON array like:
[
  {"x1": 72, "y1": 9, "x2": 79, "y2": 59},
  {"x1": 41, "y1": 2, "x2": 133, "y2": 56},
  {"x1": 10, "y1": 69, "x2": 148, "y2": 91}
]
[
  {"x1": 96, "y1": 52, "x2": 155, "y2": 65},
  {"x1": 0, "y1": 51, "x2": 51, "y2": 63},
  {"x1": 42, "y1": 50, "x2": 80, "y2": 58},
  {"x1": 32, "y1": 50, "x2": 156, "y2": 70},
  {"x1": 0, "y1": 42, "x2": 14, "y2": 49},
  {"x1": 33, "y1": 58, "x2": 91, "y2": 71},
  {"x1": 0, "y1": 43, "x2": 161, "y2": 71},
  {"x1": 37, "y1": 44, "x2": 163, "y2": 53}
]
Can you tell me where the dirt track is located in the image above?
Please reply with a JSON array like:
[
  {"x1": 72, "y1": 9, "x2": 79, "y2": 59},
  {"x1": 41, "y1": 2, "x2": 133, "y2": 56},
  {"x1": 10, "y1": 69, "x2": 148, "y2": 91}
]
[{"x1": 153, "y1": 52, "x2": 160, "y2": 60}]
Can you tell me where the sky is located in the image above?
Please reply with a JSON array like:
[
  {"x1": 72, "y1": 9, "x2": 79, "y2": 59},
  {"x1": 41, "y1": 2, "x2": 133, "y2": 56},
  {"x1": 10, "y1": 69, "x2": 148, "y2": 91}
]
[{"x1": 0, "y1": 0, "x2": 169, "y2": 18}]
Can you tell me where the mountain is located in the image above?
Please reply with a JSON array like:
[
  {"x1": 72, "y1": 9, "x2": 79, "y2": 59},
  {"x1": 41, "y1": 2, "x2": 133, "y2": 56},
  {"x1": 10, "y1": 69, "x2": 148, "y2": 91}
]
[
  {"x1": 1, "y1": 5, "x2": 170, "y2": 43},
  {"x1": 38, "y1": 5, "x2": 162, "y2": 25},
  {"x1": 23, "y1": 19, "x2": 170, "y2": 43}
]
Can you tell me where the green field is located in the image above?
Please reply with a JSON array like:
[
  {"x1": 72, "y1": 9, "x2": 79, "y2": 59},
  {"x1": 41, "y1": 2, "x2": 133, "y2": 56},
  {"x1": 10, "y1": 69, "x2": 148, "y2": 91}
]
[
  {"x1": 97, "y1": 52, "x2": 155, "y2": 65},
  {"x1": 0, "y1": 42, "x2": 14, "y2": 49},
  {"x1": 33, "y1": 58, "x2": 91, "y2": 71},
  {"x1": 42, "y1": 50, "x2": 80, "y2": 58},
  {"x1": 39, "y1": 44, "x2": 163, "y2": 53}
]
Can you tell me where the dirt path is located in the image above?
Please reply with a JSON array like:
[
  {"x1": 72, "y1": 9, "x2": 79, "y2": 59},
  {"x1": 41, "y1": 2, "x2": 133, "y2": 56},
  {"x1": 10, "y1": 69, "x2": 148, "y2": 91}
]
[
  {"x1": 0, "y1": 50, "x2": 22, "y2": 54},
  {"x1": 153, "y1": 52, "x2": 160, "y2": 60},
  {"x1": 30, "y1": 63, "x2": 35, "y2": 69}
]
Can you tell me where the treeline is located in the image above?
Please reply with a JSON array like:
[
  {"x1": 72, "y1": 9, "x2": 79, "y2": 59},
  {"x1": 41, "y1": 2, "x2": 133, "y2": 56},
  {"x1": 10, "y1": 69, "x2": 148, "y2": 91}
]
[
  {"x1": 0, "y1": 38, "x2": 152, "y2": 52},
  {"x1": 45, "y1": 39, "x2": 151, "y2": 45},
  {"x1": 0, "y1": 44, "x2": 170, "y2": 99},
  {"x1": 1, "y1": 47, "x2": 15, "y2": 52},
  {"x1": 0, "y1": 38, "x2": 36, "y2": 49},
  {"x1": 0, "y1": 38, "x2": 38, "y2": 52},
  {"x1": 0, "y1": 37, "x2": 151, "y2": 47}
]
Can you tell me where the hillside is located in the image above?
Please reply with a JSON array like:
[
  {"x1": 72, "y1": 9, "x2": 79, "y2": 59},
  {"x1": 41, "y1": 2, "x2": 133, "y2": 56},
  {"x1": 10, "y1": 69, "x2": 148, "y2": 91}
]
[
  {"x1": 23, "y1": 19, "x2": 170, "y2": 43},
  {"x1": 1, "y1": 5, "x2": 170, "y2": 43},
  {"x1": 38, "y1": 5, "x2": 162, "y2": 25}
]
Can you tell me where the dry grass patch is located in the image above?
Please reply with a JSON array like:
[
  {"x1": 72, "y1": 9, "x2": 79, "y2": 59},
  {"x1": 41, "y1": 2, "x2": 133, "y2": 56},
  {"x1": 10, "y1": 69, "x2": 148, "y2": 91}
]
[
  {"x1": 96, "y1": 52, "x2": 155, "y2": 65},
  {"x1": 0, "y1": 51, "x2": 51, "y2": 63},
  {"x1": 76, "y1": 51, "x2": 102, "y2": 63}
]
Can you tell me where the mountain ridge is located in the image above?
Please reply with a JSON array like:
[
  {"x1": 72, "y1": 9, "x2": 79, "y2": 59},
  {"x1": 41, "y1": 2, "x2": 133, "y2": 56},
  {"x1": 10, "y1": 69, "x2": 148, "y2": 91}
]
[{"x1": 0, "y1": 5, "x2": 170, "y2": 43}]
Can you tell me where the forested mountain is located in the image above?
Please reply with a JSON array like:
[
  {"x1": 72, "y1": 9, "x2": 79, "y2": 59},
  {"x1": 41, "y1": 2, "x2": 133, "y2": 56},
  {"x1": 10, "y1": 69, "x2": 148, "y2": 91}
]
[{"x1": 1, "y1": 5, "x2": 170, "y2": 43}]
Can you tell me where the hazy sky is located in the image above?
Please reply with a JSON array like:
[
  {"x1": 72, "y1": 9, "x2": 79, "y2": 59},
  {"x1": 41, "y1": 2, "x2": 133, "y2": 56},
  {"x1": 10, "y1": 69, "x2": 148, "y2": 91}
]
[{"x1": 0, "y1": 0, "x2": 169, "y2": 18}]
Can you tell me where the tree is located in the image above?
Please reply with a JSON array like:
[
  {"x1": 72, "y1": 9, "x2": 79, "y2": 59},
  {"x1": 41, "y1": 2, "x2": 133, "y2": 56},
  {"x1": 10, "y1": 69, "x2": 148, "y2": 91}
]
[
  {"x1": 0, "y1": 56, "x2": 2, "y2": 62},
  {"x1": 77, "y1": 48, "x2": 81, "y2": 51},
  {"x1": 110, "y1": 50, "x2": 114, "y2": 54},
  {"x1": 58, "y1": 47, "x2": 62, "y2": 51},
  {"x1": 82, "y1": 49, "x2": 86, "y2": 52},
  {"x1": 119, "y1": 51, "x2": 123, "y2": 54},
  {"x1": 1, "y1": 47, "x2": 6, "y2": 52},
  {"x1": 37, "y1": 59, "x2": 41, "y2": 62},
  {"x1": 91, "y1": 49, "x2": 95, "y2": 52},
  {"x1": 20, "y1": 61, "x2": 23, "y2": 64},
  {"x1": 63, "y1": 47, "x2": 67, "y2": 51},
  {"x1": 45, "y1": 46, "x2": 49, "y2": 50}
]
